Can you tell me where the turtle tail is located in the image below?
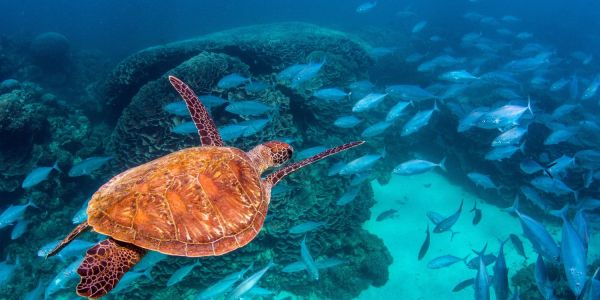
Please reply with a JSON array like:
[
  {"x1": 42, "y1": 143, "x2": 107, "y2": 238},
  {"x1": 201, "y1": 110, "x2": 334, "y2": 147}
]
[
  {"x1": 76, "y1": 238, "x2": 146, "y2": 298},
  {"x1": 264, "y1": 141, "x2": 364, "y2": 187}
]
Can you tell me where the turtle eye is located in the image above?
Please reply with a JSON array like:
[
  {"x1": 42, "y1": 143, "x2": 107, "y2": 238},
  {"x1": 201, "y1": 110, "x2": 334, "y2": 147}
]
[{"x1": 264, "y1": 141, "x2": 293, "y2": 166}]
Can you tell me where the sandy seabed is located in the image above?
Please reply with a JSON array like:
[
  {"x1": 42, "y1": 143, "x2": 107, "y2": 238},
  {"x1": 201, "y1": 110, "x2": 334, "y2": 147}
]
[{"x1": 357, "y1": 172, "x2": 600, "y2": 300}]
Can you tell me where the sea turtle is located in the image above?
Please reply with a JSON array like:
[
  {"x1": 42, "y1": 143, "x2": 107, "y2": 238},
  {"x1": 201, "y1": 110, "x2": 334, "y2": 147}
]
[{"x1": 47, "y1": 76, "x2": 363, "y2": 298}]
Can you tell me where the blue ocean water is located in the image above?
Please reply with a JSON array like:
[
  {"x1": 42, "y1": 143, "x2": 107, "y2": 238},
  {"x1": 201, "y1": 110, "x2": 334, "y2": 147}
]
[{"x1": 1, "y1": 1, "x2": 600, "y2": 299}]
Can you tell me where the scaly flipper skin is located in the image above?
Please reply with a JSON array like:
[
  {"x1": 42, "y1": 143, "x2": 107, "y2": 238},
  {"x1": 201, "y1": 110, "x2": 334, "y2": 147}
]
[
  {"x1": 168, "y1": 76, "x2": 224, "y2": 147},
  {"x1": 46, "y1": 221, "x2": 90, "y2": 258},
  {"x1": 77, "y1": 238, "x2": 146, "y2": 298},
  {"x1": 265, "y1": 141, "x2": 364, "y2": 186}
]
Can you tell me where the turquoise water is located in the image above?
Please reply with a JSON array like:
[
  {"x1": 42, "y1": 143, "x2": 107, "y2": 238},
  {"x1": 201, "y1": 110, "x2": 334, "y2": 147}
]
[{"x1": 1, "y1": 1, "x2": 600, "y2": 300}]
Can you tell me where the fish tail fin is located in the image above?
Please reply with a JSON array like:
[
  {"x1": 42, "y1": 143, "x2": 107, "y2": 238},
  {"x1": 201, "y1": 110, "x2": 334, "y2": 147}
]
[
  {"x1": 433, "y1": 100, "x2": 440, "y2": 112},
  {"x1": 472, "y1": 243, "x2": 488, "y2": 257},
  {"x1": 438, "y1": 156, "x2": 447, "y2": 172},
  {"x1": 526, "y1": 96, "x2": 533, "y2": 116},
  {"x1": 27, "y1": 198, "x2": 39, "y2": 209},
  {"x1": 143, "y1": 268, "x2": 154, "y2": 281},
  {"x1": 503, "y1": 194, "x2": 520, "y2": 214},
  {"x1": 450, "y1": 230, "x2": 459, "y2": 241},
  {"x1": 52, "y1": 160, "x2": 62, "y2": 173},
  {"x1": 461, "y1": 254, "x2": 470, "y2": 264},
  {"x1": 470, "y1": 200, "x2": 477, "y2": 212},
  {"x1": 519, "y1": 141, "x2": 526, "y2": 155},
  {"x1": 549, "y1": 204, "x2": 569, "y2": 220}
]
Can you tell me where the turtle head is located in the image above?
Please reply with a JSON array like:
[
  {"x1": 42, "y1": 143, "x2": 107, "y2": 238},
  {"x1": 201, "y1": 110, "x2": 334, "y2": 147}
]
[{"x1": 248, "y1": 141, "x2": 293, "y2": 174}]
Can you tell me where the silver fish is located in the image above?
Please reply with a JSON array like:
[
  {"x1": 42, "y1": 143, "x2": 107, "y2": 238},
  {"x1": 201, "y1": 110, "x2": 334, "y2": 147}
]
[
  {"x1": 0, "y1": 198, "x2": 37, "y2": 229},
  {"x1": 22, "y1": 161, "x2": 60, "y2": 188},
  {"x1": 289, "y1": 221, "x2": 327, "y2": 235},
  {"x1": 467, "y1": 172, "x2": 499, "y2": 191},
  {"x1": 166, "y1": 260, "x2": 201, "y2": 287},
  {"x1": 337, "y1": 187, "x2": 360, "y2": 206},
  {"x1": 217, "y1": 73, "x2": 249, "y2": 89},
  {"x1": 386, "y1": 101, "x2": 411, "y2": 122},
  {"x1": 225, "y1": 100, "x2": 274, "y2": 116},
  {"x1": 334, "y1": 115, "x2": 362, "y2": 128},
  {"x1": 352, "y1": 93, "x2": 387, "y2": 113},
  {"x1": 339, "y1": 153, "x2": 383, "y2": 176},
  {"x1": 300, "y1": 236, "x2": 319, "y2": 280},
  {"x1": 361, "y1": 121, "x2": 392, "y2": 138},
  {"x1": 226, "y1": 261, "x2": 275, "y2": 300},
  {"x1": 10, "y1": 219, "x2": 29, "y2": 240},
  {"x1": 401, "y1": 102, "x2": 439, "y2": 136},
  {"x1": 393, "y1": 157, "x2": 446, "y2": 175},
  {"x1": 44, "y1": 258, "x2": 83, "y2": 299},
  {"x1": 68, "y1": 156, "x2": 113, "y2": 177}
]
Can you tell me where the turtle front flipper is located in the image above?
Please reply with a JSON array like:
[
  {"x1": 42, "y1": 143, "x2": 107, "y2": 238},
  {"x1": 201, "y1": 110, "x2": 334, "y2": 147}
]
[
  {"x1": 264, "y1": 141, "x2": 364, "y2": 187},
  {"x1": 76, "y1": 238, "x2": 146, "y2": 298},
  {"x1": 168, "y1": 76, "x2": 224, "y2": 147}
]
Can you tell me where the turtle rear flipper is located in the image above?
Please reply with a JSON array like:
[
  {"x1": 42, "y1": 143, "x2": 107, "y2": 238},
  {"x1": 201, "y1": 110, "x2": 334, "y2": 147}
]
[{"x1": 77, "y1": 238, "x2": 146, "y2": 298}]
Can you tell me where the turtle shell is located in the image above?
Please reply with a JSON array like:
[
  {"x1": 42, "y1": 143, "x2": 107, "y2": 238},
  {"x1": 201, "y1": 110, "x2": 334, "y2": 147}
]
[{"x1": 86, "y1": 146, "x2": 268, "y2": 257}]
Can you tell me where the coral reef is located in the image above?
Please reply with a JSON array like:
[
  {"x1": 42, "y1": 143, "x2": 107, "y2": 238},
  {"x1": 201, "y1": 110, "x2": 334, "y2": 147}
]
[{"x1": 29, "y1": 32, "x2": 70, "y2": 68}]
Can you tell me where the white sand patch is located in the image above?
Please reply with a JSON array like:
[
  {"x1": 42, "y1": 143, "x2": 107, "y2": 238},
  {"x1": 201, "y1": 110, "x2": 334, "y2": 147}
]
[{"x1": 356, "y1": 172, "x2": 600, "y2": 300}]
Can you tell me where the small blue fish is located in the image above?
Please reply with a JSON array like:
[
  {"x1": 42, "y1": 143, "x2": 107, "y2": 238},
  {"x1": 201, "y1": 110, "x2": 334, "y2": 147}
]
[
  {"x1": 132, "y1": 251, "x2": 167, "y2": 272},
  {"x1": 458, "y1": 108, "x2": 488, "y2": 132},
  {"x1": 68, "y1": 156, "x2": 113, "y2": 177},
  {"x1": 225, "y1": 100, "x2": 274, "y2": 116},
  {"x1": 291, "y1": 60, "x2": 325, "y2": 89},
  {"x1": 352, "y1": 93, "x2": 388, "y2": 113},
  {"x1": 339, "y1": 152, "x2": 384, "y2": 175},
  {"x1": 244, "y1": 81, "x2": 270, "y2": 94},
  {"x1": 0, "y1": 257, "x2": 19, "y2": 286},
  {"x1": 72, "y1": 197, "x2": 90, "y2": 224},
  {"x1": 218, "y1": 124, "x2": 249, "y2": 142},
  {"x1": 386, "y1": 101, "x2": 411, "y2": 122},
  {"x1": 199, "y1": 95, "x2": 228, "y2": 108},
  {"x1": 163, "y1": 101, "x2": 189, "y2": 116},
  {"x1": 227, "y1": 261, "x2": 275, "y2": 300},
  {"x1": 167, "y1": 260, "x2": 201, "y2": 287},
  {"x1": 439, "y1": 70, "x2": 479, "y2": 83},
  {"x1": 385, "y1": 84, "x2": 435, "y2": 102},
  {"x1": 276, "y1": 64, "x2": 307, "y2": 83},
  {"x1": 530, "y1": 176, "x2": 576, "y2": 199},
  {"x1": 334, "y1": 115, "x2": 362, "y2": 128},
  {"x1": 476, "y1": 99, "x2": 533, "y2": 130},
  {"x1": 484, "y1": 144, "x2": 523, "y2": 161},
  {"x1": 492, "y1": 127, "x2": 527, "y2": 147},
  {"x1": 552, "y1": 206, "x2": 587, "y2": 297},
  {"x1": 433, "y1": 199, "x2": 463, "y2": 239},
  {"x1": 519, "y1": 158, "x2": 544, "y2": 175},
  {"x1": 534, "y1": 255, "x2": 555, "y2": 300},
  {"x1": 393, "y1": 157, "x2": 446, "y2": 176},
  {"x1": 197, "y1": 264, "x2": 252, "y2": 300},
  {"x1": 544, "y1": 127, "x2": 577, "y2": 145},
  {"x1": 356, "y1": 1, "x2": 377, "y2": 13},
  {"x1": 473, "y1": 244, "x2": 491, "y2": 300},
  {"x1": 247, "y1": 286, "x2": 275, "y2": 297},
  {"x1": 22, "y1": 161, "x2": 61, "y2": 189},
  {"x1": 313, "y1": 88, "x2": 348, "y2": 101},
  {"x1": 38, "y1": 239, "x2": 94, "y2": 262},
  {"x1": 44, "y1": 258, "x2": 83, "y2": 299},
  {"x1": 0, "y1": 198, "x2": 37, "y2": 229},
  {"x1": 24, "y1": 280, "x2": 45, "y2": 300},
  {"x1": 171, "y1": 121, "x2": 197, "y2": 135},
  {"x1": 336, "y1": 187, "x2": 360, "y2": 206},
  {"x1": 427, "y1": 254, "x2": 469, "y2": 269},
  {"x1": 401, "y1": 102, "x2": 439, "y2": 136},
  {"x1": 217, "y1": 73, "x2": 249, "y2": 89},
  {"x1": 289, "y1": 221, "x2": 327, "y2": 234},
  {"x1": 237, "y1": 118, "x2": 270, "y2": 137},
  {"x1": 10, "y1": 219, "x2": 29, "y2": 240},
  {"x1": 112, "y1": 268, "x2": 153, "y2": 294},
  {"x1": 505, "y1": 197, "x2": 560, "y2": 262},
  {"x1": 362, "y1": 121, "x2": 393, "y2": 138},
  {"x1": 467, "y1": 172, "x2": 499, "y2": 191},
  {"x1": 493, "y1": 239, "x2": 510, "y2": 300},
  {"x1": 300, "y1": 236, "x2": 319, "y2": 280},
  {"x1": 327, "y1": 161, "x2": 347, "y2": 177},
  {"x1": 412, "y1": 21, "x2": 428, "y2": 33},
  {"x1": 550, "y1": 78, "x2": 569, "y2": 91},
  {"x1": 520, "y1": 185, "x2": 552, "y2": 212},
  {"x1": 296, "y1": 146, "x2": 327, "y2": 160}
]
